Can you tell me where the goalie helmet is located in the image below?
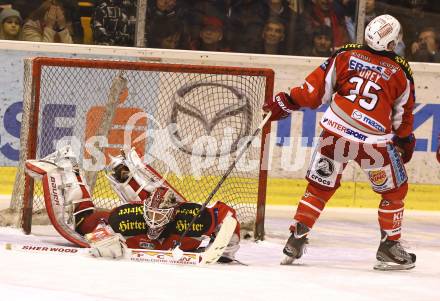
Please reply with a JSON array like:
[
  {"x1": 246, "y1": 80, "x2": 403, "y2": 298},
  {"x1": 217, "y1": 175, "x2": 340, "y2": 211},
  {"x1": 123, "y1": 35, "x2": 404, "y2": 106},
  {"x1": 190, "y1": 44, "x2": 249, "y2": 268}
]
[
  {"x1": 365, "y1": 14, "x2": 402, "y2": 52},
  {"x1": 143, "y1": 187, "x2": 180, "y2": 239}
]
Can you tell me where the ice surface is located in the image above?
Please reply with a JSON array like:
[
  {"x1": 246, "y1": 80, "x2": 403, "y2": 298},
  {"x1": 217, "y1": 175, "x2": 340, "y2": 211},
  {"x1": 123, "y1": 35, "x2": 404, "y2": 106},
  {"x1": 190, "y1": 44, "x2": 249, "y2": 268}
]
[{"x1": 1, "y1": 207, "x2": 439, "y2": 301}]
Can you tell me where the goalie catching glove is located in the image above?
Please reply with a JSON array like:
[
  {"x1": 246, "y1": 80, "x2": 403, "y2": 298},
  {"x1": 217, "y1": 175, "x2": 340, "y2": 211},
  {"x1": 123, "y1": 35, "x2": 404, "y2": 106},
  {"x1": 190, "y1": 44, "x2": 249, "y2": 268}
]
[
  {"x1": 85, "y1": 221, "x2": 127, "y2": 259},
  {"x1": 262, "y1": 92, "x2": 300, "y2": 121}
]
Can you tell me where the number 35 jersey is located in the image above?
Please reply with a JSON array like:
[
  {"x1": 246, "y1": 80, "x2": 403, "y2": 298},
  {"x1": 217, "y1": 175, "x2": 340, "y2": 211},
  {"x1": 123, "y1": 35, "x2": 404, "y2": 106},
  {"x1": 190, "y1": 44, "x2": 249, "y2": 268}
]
[{"x1": 290, "y1": 44, "x2": 415, "y2": 143}]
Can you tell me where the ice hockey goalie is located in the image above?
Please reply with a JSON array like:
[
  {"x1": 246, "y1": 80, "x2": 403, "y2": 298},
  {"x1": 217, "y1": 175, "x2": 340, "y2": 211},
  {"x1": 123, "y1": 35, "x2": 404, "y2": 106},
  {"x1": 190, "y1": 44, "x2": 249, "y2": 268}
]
[{"x1": 25, "y1": 146, "x2": 240, "y2": 262}]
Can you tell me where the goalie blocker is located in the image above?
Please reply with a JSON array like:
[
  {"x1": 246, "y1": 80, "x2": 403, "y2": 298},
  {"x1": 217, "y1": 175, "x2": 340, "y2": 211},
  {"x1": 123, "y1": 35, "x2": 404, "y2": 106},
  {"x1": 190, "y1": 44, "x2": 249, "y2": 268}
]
[{"x1": 25, "y1": 146, "x2": 240, "y2": 262}]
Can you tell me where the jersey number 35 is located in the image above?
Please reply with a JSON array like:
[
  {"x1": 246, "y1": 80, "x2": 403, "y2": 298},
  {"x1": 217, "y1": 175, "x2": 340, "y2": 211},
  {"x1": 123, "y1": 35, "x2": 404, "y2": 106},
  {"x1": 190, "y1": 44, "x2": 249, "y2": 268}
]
[{"x1": 348, "y1": 76, "x2": 382, "y2": 111}]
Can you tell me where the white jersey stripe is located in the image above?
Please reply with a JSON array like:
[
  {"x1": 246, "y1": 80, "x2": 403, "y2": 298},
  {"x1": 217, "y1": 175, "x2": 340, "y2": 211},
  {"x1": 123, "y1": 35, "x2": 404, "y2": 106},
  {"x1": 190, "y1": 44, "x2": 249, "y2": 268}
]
[
  {"x1": 322, "y1": 58, "x2": 337, "y2": 104},
  {"x1": 392, "y1": 78, "x2": 411, "y2": 131},
  {"x1": 378, "y1": 208, "x2": 404, "y2": 213},
  {"x1": 299, "y1": 200, "x2": 322, "y2": 213}
]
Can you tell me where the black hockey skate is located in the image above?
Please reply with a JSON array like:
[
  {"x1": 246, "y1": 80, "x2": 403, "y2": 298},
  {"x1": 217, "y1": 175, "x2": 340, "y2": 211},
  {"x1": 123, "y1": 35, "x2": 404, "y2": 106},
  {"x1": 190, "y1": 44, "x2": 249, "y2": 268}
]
[
  {"x1": 281, "y1": 222, "x2": 310, "y2": 265},
  {"x1": 374, "y1": 231, "x2": 416, "y2": 271}
]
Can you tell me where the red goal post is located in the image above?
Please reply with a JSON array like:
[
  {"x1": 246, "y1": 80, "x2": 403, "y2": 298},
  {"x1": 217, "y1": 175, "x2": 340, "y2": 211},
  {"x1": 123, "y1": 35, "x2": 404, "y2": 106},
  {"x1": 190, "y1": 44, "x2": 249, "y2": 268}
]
[{"x1": 7, "y1": 57, "x2": 274, "y2": 240}]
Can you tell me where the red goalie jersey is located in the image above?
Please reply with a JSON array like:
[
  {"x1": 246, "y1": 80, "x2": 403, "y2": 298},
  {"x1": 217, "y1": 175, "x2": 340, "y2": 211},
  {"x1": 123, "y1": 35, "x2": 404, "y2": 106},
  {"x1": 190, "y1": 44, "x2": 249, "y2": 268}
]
[
  {"x1": 76, "y1": 199, "x2": 240, "y2": 251},
  {"x1": 291, "y1": 44, "x2": 415, "y2": 143},
  {"x1": 25, "y1": 146, "x2": 240, "y2": 261}
]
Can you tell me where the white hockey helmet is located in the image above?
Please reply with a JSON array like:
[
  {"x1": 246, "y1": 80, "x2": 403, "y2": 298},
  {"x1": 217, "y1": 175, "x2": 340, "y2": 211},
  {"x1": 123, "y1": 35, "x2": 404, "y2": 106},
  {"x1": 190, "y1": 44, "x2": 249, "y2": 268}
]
[
  {"x1": 365, "y1": 14, "x2": 402, "y2": 52},
  {"x1": 143, "y1": 187, "x2": 180, "y2": 239}
]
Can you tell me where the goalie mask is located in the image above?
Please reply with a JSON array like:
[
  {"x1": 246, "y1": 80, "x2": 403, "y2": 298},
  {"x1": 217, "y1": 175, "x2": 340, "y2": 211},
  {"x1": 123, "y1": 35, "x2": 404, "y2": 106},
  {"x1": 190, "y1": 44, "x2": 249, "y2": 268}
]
[
  {"x1": 365, "y1": 14, "x2": 402, "y2": 52},
  {"x1": 143, "y1": 187, "x2": 180, "y2": 239},
  {"x1": 105, "y1": 148, "x2": 162, "y2": 203}
]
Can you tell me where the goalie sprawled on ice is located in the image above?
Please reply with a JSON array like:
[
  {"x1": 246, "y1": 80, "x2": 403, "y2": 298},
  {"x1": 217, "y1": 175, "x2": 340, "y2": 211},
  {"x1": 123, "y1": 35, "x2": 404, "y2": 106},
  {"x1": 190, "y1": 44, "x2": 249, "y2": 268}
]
[{"x1": 24, "y1": 146, "x2": 240, "y2": 263}]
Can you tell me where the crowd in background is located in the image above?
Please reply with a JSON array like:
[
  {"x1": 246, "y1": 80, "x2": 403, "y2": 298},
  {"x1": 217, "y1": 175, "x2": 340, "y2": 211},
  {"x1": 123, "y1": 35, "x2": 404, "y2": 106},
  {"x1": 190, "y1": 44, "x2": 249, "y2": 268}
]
[{"x1": 0, "y1": 0, "x2": 440, "y2": 63}]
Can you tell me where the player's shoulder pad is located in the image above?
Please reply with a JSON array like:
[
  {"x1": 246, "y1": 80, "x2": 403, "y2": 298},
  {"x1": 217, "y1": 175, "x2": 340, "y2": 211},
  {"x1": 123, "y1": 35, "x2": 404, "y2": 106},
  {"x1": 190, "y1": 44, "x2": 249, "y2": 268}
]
[
  {"x1": 392, "y1": 55, "x2": 414, "y2": 82},
  {"x1": 320, "y1": 44, "x2": 363, "y2": 71},
  {"x1": 333, "y1": 43, "x2": 364, "y2": 56},
  {"x1": 378, "y1": 51, "x2": 414, "y2": 83},
  {"x1": 360, "y1": 45, "x2": 414, "y2": 83}
]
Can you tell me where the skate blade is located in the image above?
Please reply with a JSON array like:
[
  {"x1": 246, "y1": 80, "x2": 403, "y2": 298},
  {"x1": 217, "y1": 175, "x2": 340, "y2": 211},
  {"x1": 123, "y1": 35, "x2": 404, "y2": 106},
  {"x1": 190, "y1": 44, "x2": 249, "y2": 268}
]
[
  {"x1": 280, "y1": 255, "x2": 295, "y2": 265},
  {"x1": 373, "y1": 261, "x2": 415, "y2": 271}
]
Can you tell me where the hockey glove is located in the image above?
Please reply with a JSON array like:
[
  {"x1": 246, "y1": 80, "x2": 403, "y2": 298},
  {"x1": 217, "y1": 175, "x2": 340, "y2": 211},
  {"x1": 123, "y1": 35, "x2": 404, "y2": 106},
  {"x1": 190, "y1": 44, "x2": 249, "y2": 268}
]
[
  {"x1": 85, "y1": 221, "x2": 127, "y2": 259},
  {"x1": 262, "y1": 92, "x2": 300, "y2": 121},
  {"x1": 437, "y1": 134, "x2": 440, "y2": 164},
  {"x1": 392, "y1": 133, "x2": 416, "y2": 164}
]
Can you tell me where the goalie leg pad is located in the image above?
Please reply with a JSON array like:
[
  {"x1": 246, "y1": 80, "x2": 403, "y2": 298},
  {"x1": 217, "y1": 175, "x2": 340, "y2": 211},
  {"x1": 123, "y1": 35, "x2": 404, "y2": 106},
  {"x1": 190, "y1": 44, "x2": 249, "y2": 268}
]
[
  {"x1": 25, "y1": 160, "x2": 58, "y2": 179},
  {"x1": 218, "y1": 233, "x2": 240, "y2": 262},
  {"x1": 41, "y1": 171, "x2": 89, "y2": 247}
]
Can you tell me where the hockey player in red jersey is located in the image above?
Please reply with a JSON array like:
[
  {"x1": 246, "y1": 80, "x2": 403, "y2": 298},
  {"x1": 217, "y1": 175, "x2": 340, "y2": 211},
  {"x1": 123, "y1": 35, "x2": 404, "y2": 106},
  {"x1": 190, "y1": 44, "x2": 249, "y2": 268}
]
[
  {"x1": 263, "y1": 15, "x2": 416, "y2": 270},
  {"x1": 25, "y1": 146, "x2": 240, "y2": 262}
]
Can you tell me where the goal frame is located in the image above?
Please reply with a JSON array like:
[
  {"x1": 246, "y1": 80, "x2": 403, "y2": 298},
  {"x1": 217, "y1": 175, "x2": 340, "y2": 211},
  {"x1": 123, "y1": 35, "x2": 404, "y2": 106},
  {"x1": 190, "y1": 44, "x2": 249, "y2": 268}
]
[{"x1": 17, "y1": 57, "x2": 274, "y2": 240}]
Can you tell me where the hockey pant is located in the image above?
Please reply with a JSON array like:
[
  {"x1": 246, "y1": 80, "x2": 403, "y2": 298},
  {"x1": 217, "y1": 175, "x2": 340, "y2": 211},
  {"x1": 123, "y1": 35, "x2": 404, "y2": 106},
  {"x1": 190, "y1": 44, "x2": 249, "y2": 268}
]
[{"x1": 293, "y1": 130, "x2": 408, "y2": 240}]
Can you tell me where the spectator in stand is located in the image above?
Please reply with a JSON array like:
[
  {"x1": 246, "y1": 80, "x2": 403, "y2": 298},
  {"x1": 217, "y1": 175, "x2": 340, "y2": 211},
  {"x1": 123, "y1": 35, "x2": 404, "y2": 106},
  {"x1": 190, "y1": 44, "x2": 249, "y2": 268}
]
[
  {"x1": 265, "y1": 0, "x2": 291, "y2": 20},
  {"x1": 408, "y1": 27, "x2": 440, "y2": 63},
  {"x1": 302, "y1": 25, "x2": 333, "y2": 57},
  {"x1": 22, "y1": 0, "x2": 73, "y2": 43},
  {"x1": 190, "y1": 15, "x2": 229, "y2": 52},
  {"x1": 256, "y1": 17, "x2": 286, "y2": 54},
  {"x1": 186, "y1": 0, "x2": 228, "y2": 41},
  {"x1": 92, "y1": 0, "x2": 135, "y2": 46},
  {"x1": 0, "y1": 8, "x2": 22, "y2": 40},
  {"x1": 149, "y1": 18, "x2": 189, "y2": 49},
  {"x1": 57, "y1": 0, "x2": 84, "y2": 43},
  {"x1": 304, "y1": 0, "x2": 349, "y2": 49},
  {"x1": 227, "y1": 0, "x2": 267, "y2": 53},
  {"x1": 3, "y1": 1, "x2": 41, "y2": 21},
  {"x1": 342, "y1": 0, "x2": 376, "y2": 42},
  {"x1": 148, "y1": 0, "x2": 188, "y2": 47},
  {"x1": 283, "y1": 0, "x2": 308, "y2": 55},
  {"x1": 264, "y1": 0, "x2": 304, "y2": 54},
  {"x1": 0, "y1": 1, "x2": 11, "y2": 11}
]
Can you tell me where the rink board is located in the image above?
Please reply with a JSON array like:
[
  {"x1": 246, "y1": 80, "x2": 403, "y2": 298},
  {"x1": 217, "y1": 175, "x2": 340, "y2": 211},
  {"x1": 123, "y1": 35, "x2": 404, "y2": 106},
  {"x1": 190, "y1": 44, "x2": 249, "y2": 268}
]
[{"x1": 1, "y1": 167, "x2": 438, "y2": 210}]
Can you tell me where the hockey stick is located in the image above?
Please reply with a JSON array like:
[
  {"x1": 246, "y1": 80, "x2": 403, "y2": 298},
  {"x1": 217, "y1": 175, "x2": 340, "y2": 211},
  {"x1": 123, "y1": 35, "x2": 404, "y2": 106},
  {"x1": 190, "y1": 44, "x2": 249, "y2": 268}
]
[
  {"x1": 85, "y1": 72, "x2": 128, "y2": 191},
  {"x1": 173, "y1": 112, "x2": 272, "y2": 251},
  {"x1": 3, "y1": 242, "x2": 202, "y2": 265},
  {"x1": 2, "y1": 214, "x2": 237, "y2": 265}
]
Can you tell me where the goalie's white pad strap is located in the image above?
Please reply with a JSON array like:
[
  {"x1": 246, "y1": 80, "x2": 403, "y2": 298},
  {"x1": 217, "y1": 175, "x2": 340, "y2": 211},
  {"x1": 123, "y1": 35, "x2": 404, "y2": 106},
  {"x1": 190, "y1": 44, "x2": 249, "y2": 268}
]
[{"x1": 73, "y1": 207, "x2": 95, "y2": 217}]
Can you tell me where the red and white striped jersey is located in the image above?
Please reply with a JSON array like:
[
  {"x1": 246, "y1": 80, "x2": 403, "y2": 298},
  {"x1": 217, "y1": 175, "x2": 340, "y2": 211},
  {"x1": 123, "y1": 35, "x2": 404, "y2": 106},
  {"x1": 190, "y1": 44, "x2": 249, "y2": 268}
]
[{"x1": 290, "y1": 44, "x2": 415, "y2": 143}]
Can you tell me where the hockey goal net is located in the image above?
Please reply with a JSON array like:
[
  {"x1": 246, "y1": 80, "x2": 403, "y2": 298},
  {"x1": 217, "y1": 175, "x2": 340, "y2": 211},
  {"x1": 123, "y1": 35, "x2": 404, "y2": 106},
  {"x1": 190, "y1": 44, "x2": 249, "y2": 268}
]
[{"x1": 4, "y1": 57, "x2": 273, "y2": 239}]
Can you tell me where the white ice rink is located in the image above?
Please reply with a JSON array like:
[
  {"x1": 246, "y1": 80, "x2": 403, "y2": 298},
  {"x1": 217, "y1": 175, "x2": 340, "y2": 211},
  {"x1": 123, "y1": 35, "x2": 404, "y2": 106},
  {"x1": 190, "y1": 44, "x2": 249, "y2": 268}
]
[{"x1": 1, "y1": 206, "x2": 439, "y2": 301}]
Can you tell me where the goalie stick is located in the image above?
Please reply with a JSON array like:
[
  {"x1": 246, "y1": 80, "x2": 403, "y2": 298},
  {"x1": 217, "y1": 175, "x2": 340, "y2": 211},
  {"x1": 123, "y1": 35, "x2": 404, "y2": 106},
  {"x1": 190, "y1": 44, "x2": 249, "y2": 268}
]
[
  {"x1": 85, "y1": 72, "x2": 128, "y2": 191},
  {"x1": 174, "y1": 112, "x2": 271, "y2": 250},
  {"x1": 3, "y1": 213, "x2": 237, "y2": 266}
]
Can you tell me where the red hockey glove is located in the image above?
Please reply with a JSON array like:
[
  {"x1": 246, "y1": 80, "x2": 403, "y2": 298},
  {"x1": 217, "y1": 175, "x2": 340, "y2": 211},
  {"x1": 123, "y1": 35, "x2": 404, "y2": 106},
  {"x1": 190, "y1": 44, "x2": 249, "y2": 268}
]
[
  {"x1": 437, "y1": 134, "x2": 440, "y2": 164},
  {"x1": 262, "y1": 92, "x2": 300, "y2": 121},
  {"x1": 392, "y1": 133, "x2": 416, "y2": 164}
]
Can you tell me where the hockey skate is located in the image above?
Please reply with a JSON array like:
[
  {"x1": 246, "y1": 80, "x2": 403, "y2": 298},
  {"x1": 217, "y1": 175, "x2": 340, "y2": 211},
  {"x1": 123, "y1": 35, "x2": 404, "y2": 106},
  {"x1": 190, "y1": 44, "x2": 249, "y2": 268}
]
[
  {"x1": 374, "y1": 231, "x2": 416, "y2": 271},
  {"x1": 281, "y1": 222, "x2": 309, "y2": 265}
]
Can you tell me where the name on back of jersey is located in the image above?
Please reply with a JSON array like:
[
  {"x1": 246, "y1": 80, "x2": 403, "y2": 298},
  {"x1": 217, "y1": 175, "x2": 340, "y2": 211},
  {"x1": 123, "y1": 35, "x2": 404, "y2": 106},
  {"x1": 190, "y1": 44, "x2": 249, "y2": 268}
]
[{"x1": 349, "y1": 56, "x2": 395, "y2": 81}]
